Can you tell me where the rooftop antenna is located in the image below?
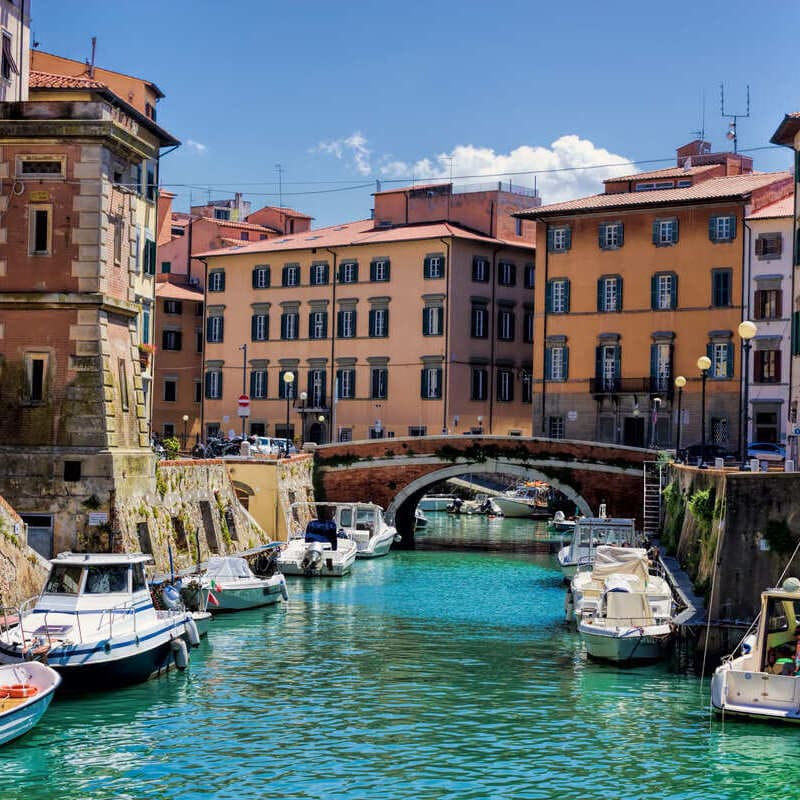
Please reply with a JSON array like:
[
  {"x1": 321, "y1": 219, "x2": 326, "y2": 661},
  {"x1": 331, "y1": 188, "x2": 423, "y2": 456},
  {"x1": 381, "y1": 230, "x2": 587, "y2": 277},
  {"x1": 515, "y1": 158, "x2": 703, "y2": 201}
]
[
  {"x1": 86, "y1": 36, "x2": 96, "y2": 78},
  {"x1": 275, "y1": 163, "x2": 283, "y2": 210},
  {"x1": 690, "y1": 89, "x2": 706, "y2": 142},
  {"x1": 721, "y1": 83, "x2": 750, "y2": 154}
]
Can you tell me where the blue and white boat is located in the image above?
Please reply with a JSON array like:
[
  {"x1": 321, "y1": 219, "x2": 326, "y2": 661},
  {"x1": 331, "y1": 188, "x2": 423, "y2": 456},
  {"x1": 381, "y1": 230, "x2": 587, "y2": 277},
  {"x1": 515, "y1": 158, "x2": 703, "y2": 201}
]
[
  {"x1": 0, "y1": 661, "x2": 61, "y2": 746},
  {"x1": 0, "y1": 553, "x2": 199, "y2": 690}
]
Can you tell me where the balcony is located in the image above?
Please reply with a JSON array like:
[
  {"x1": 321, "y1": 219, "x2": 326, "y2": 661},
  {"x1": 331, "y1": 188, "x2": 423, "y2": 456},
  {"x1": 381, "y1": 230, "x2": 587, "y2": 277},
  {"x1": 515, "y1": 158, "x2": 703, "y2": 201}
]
[{"x1": 589, "y1": 377, "x2": 674, "y2": 400}]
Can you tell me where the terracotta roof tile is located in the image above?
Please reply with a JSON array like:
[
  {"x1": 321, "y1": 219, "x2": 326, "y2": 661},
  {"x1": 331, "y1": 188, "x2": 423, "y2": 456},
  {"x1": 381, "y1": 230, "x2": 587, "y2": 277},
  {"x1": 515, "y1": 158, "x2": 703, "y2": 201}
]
[
  {"x1": 516, "y1": 172, "x2": 792, "y2": 219},
  {"x1": 155, "y1": 282, "x2": 204, "y2": 301},
  {"x1": 604, "y1": 165, "x2": 718, "y2": 183},
  {"x1": 29, "y1": 70, "x2": 105, "y2": 89},
  {"x1": 746, "y1": 194, "x2": 794, "y2": 220},
  {"x1": 171, "y1": 213, "x2": 277, "y2": 233}
]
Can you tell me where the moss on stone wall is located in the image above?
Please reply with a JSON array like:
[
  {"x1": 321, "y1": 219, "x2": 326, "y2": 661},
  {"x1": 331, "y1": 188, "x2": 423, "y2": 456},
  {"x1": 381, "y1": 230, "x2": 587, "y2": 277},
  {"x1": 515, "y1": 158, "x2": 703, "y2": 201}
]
[{"x1": 661, "y1": 480, "x2": 686, "y2": 553}]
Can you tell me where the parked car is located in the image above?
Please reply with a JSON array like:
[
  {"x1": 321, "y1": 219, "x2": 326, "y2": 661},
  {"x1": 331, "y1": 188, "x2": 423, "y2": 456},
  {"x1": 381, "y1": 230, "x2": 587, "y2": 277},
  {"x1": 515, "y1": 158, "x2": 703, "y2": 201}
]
[
  {"x1": 747, "y1": 442, "x2": 785, "y2": 462},
  {"x1": 681, "y1": 443, "x2": 735, "y2": 464},
  {"x1": 254, "y1": 437, "x2": 298, "y2": 456}
]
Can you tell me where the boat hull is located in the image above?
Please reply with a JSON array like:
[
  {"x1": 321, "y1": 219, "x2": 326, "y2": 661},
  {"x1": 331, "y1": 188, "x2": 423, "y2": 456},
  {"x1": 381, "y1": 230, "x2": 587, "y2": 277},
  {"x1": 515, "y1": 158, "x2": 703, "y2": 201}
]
[
  {"x1": 355, "y1": 531, "x2": 395, "y2": 559},
  {"x1": 277, "y1": 540, "x2": 357, "y2": 577},
  {"x1": 211, "y1": 579, "x2": 286, "y2": 612},
  {"x1": 418, "y1": 496, "x2": 456, "y2": 512},
  {"x1": 0, "y1": 662, "x2": 60, "y2": 747},
  {"x1": 579, "y1": 622, "x2": 670, "y2": 664},
  {"x1": 711, "y1": 666, "x2": 800, "y2": 723},
  {"x1": 491, "y1": 497, "x2": 537, "y2": 517}
]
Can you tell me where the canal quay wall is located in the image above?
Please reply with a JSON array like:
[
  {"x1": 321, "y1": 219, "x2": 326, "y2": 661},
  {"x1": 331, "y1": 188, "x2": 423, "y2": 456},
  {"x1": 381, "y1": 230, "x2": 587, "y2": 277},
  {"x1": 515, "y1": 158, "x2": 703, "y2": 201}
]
[
  {"x1": 0, "y1": 493, "x2": 49, "y2": 606},
  {"x1": 662, "y1": 463, "x2": 800, "y2": 665}
]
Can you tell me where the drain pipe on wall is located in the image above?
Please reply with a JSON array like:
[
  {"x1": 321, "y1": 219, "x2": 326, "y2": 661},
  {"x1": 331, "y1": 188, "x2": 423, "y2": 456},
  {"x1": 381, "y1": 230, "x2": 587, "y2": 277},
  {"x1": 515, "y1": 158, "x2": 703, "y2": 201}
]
[
  {"x1": 439, "y1": 237, "x2": 452, "y2": 434},
  {"x1": 325, "y1": 248, "x2": 338, "y2": 442},
  {"x1": 487, "y1": 243, "x2": 503, "y2": 434}
]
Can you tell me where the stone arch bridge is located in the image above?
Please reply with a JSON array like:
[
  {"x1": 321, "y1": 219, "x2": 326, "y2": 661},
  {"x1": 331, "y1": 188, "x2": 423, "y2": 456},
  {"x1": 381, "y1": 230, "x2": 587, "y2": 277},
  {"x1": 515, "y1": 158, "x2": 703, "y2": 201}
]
[{"x1": 314, "y1": 436, "x2": 657, "y2": 543}]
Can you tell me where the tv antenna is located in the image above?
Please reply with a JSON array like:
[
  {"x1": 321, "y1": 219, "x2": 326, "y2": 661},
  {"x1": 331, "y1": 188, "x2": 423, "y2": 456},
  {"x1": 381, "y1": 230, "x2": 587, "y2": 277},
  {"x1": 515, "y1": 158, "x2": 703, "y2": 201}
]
[
  {"x1": 721, "y1": 83, "x2": 750, "y2": 153},
  {"x1": 690, "y1": 89, "x2": 706, "y2": 142}
]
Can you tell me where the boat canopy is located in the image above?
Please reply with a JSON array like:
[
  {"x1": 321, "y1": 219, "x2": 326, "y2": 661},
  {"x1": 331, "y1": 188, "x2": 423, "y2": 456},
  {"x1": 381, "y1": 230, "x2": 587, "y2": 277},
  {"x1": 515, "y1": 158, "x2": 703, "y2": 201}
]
[
  {"x1": 206, "y1": 557, "x2": 256, "y2": 580},
  {"x1": 605, "y1": 590, "x2": 654, "y2": 624},
  {"x1": 590, "y1": 546, "x2": 649, "y2": 582}
]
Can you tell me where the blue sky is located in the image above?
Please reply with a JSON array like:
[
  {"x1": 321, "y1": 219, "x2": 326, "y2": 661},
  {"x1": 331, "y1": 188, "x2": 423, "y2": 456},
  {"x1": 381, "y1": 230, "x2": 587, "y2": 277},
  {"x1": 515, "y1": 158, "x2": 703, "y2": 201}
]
[{"x1": 34, "y1": 0, "x2": 799, "y2": 226}]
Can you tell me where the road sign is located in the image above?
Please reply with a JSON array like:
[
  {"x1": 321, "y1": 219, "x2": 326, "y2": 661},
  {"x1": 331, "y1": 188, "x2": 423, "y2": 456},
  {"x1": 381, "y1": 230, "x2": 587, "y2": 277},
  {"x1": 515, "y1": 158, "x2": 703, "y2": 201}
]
[{"x1": 237, "y1": 394, "x2": 250, "y2": 417}]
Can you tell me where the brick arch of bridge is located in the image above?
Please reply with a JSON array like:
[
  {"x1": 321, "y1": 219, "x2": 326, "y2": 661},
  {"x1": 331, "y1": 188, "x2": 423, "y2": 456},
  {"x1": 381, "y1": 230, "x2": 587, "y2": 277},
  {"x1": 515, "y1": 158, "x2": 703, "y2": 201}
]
[{"x1": 314, "y1": 436, "x2": 653, "y2": 540}]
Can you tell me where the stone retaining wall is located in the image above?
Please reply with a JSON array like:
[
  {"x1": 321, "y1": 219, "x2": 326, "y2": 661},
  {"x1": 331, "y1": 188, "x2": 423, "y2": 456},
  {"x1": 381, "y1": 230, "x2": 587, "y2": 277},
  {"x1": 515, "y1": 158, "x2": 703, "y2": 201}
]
[{"x1": 0, "y1": 493, "x2": 49, "y2": 606}]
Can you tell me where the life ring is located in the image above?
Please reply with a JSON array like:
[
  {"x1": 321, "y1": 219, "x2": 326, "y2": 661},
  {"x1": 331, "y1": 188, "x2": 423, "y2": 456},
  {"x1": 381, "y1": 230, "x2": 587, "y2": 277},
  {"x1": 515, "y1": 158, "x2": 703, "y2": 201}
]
[{"x1": 0, "y1": 684, "x2": 38, "y2": 698}]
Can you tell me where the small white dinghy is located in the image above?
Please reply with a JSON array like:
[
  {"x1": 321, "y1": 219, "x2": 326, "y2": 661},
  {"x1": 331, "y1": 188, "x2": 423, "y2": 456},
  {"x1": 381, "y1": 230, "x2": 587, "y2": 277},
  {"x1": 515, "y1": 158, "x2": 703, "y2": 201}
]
[
  {"x1": 201, "y1": 556, "x2": 288, "y2": 612},
  {"x1": 0, "y1": 661, "x2": 61, "y2": 747}
]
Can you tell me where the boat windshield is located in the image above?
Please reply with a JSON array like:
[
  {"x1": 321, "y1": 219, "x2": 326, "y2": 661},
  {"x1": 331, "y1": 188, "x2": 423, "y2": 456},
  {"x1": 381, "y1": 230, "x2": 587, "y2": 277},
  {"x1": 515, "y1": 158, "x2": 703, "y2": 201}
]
[
  {"x1": 355, "y1": 508, "x2": 376, "y2": 530},
  {"x1": 132, "y1": 562, "x2": 147, "y2": 592},
  {"x1": 766, "y1": 597, "x2": 800, "y2": 633},
  {"x1": 44, "y1": 564, "x2": 83, "y2": 594},
  {"x1": 339, "y1": 507, "x2": 353, "y2": 528},
  {"x1": 85, "y1": 565, "x2": 129, "y2": 594}
]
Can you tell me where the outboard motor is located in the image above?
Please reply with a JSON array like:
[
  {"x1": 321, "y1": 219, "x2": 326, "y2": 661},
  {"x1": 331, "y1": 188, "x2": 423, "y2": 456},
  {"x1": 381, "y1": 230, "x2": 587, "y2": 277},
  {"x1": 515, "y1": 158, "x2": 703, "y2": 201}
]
[{"x1": 301, "y1": 541, "x2": 324, "y2": 573}]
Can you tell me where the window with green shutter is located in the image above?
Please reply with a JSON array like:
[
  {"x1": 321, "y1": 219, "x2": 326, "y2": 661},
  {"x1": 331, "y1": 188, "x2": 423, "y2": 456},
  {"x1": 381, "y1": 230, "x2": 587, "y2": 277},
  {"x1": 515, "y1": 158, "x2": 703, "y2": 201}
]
[
  {"x1": 711, "y1": 268, "x2": 732, "y2": 307},
  {"x1": 422, "y1": 306, "x2": 444, "y2": 336},
  {"x1": 652, "y1": 218, "x2": 679, "y2": 246},
  {"x1": 252, "y1": 265, "x2": 271, "y2": 288},
  {"x1": 251, "y1": 314, "x2": 268, "y2": 341},
  {"x1": 423, "y1": 254, "x2": 445, "y2": 279},
  {"x1": 339, "y1": 262, "x2": 358, "y2": 284},
  {"x1": 370, "y1": 367, "x2": 388, "y2": 399},
  {"x1": 651, "y1": 272, "x2": 677, "y2": 310},
  {"x1": 370, "y1": 259, "x2": 390, "y2": 282},
  {"x1": 547, "y1": 225, "x2": 571, "y2": 252},
  {"x1": 208, "y1": 270, "x2": 225, "y2": 292},
  {"x1": 250, "y1": 370, "x2": 267, "y2": 399},
  {"x1": 598, "y1": 222, "x2": 623, "y2": 250},
  {"x1": 470, "y1": 367, "x2": 488, "y2": 400},
  {"x1": 546, "y1": 278, "x2": 570, "y2": 313},
  {"x1": 709, "y1": 215, "x2": 736, "y2": 243},
  {"x1": 143, "y1": 238, "x2": 156, "y2": 275}
]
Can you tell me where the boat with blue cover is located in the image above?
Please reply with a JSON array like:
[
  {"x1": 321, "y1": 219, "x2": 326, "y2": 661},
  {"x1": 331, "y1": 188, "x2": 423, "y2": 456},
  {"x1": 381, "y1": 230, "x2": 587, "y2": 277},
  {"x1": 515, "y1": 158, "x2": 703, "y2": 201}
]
[
  {"x1": 0, "y1": 661, "x2": 61, "y2": 747},
  {"x1": 279, "y1": 503, "x2": 359, "y2": 576},
  {"x1": 0, "y1": 553, "x2": 200, "y2": 690}
]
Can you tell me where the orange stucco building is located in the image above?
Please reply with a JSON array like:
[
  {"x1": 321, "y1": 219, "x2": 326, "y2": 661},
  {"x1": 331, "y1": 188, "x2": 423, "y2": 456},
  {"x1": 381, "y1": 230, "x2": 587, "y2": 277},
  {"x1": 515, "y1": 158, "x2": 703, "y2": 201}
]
[
  {"x1": 516, "y1": 142, "x2": 792, "y2": 455},
  {"x1": 199, "y1": 183, "x2": 537, "y2": 443}
]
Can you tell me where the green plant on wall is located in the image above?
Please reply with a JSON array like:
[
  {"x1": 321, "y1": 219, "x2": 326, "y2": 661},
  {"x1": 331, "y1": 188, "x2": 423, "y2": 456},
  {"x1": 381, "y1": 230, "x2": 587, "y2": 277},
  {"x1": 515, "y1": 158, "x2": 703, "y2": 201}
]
[
  {"x1": 661, "y1": 481, "x2": 686, "y2": 553},
  {"x1": 155, "y1": 467, "x2": 167, "y2": 498},
  {"x1": 163, "y1": 437, "x2": 180, "y2": 459},
  {"x1": 686, "y1": 486, "x2": 721, "y2": 601},
  {"x1": 763, "y1": 519, "x2": 798, "y2": 557}
]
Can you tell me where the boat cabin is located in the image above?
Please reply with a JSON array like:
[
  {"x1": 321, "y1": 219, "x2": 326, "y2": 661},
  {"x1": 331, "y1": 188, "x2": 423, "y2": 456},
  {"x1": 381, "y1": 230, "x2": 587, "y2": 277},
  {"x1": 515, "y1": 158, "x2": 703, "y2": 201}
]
[{"x1": 757, "y1": 583, "x2": 800, "y2": 673}]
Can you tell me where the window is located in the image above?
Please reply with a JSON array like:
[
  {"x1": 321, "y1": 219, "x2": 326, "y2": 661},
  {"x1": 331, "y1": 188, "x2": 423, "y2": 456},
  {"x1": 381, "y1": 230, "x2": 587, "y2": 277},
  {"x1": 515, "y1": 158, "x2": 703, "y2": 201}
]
[
  {"x1": 337, "y1": 368, "x2": 356, "y2": 399},
  {"x1": 545, "y1": 346, "x2": 568, "y2": 381},
  {"x1": 423, "y1": 306, "x2": 444, "y2": 336},
  {"x1": 547, "y1": 225, "x2": 571, "y2": 252},
  {"x1": 599, "y1": 222, "x2": 624, "y2": 250},
  {"x1": 497, "y1": 308, "x2": 515, "y2": 341},
  {"x1": 250, "y1": 370, "x2": 267, "y2": 399},
  {"x1": 145, "y1": 164, "x2": 157, "y2": 202},
  {"x1": 755, "y1": 289, "x2": 782, "y2": 320},
  {"x1": 498, "y1": 262, "x2": 516, "y2": 286},
  {"x1": 309, "y1": 310, "x2": 328, "y2": 339},
  {"x1": 711, "y1": 268, "x2": 732, "y2": 307},
  {"x1": 118, "y1": 359, "x2": 129, "y2": 412},
  {"x1": 515, "y1": 217, "x2": 523, "y2": 237},
  {"x1": 369, "y1": 308, "x2": 389, "y2": 337},
  {"x1": 709, "y1": 215, "x2": 736, "y2": 243},
  {"x1": 471, "y1": 303, "x2": 488, "y2": 338},
  {"x1": 206, "y1": 316, "x2": 224, "y2": 343},
  {"x1": 523, "y1": 310, "x2": 533, "y2": 343},
  {"x1": 371, "y1": 367, "x2": 388, "y2": 400},
  {"x1": 134, "y1": 227, "x2": 141, "y2": 271},
  {"x1": 651, "y1": 272, "x2": 677, "y2": 310},
  {"x1": 205, "y1": 369, "x2": 222, "y2": 399},
  {"x1": 307, "y1": 369, "x2": 326, "y2": 406},
  {"x1": 339, "y1": 262, "x2": 358, "y2": 284},
  {"x1": 311, "y1": 262, "x2": 330, "y2": 285},
  {"x1": 521, "y1": 370, "x2": 532, "y2": 403},
  {"x1": 421, "y1": 366, "x2": 442, "y2": 399},
  {"x1": 595, "y1": 344, "x2": 620, "y2": 391},
  {"x1": 193, "y1": 380, "x2": 202, "y2": 403},
  {"x1": 546, "y1": 278, "x2": 570, "y2": 314},
  {"x1": 162, "y1": 330, "x2": 182, "y2": 351},
  {"x1": 2, "y1": 32, "x2": 18, "y2": 81},
  {"x1": 548, "y1": 416, "x2": 565, "y2": 439},
  {"x1": 650, "y1": 342, "x2": 672, "y2": 392},
  {"x1": 29, "y1": 205, "x2": 51, "y2": 255},
  {"x1": 423, "y1": 254, "x2": 445, "y2": 279},
  {"x1": 652, "y1": 218, "x2": 679, "y2": 246},
  {"x1": 524, "y1": 263, "x2": 535, "y2": 289},
  {"x1": 471, "y1": 367, "x2": 488, "y2": 401},
  {"x1": 370, "y1": 259, "x2": 390, "y2": 282},
  {"x1": 472, "y1": 257, "x2": 489, "y2": 282},
  {"x1": 208, "y1": 270, "x2": 226, "y2": 292},
  {"x1": 196, "y1": 329, "x2": 203, "y2": 353},
  {"x1": 252, "y1": 265, "x2": 271, "y2": 288},
  {"x1": 708, "y1": 341, "x2": 733, "y2": 379},
  {"x1": 141, "y1": 305, "x2": 151, "y2": 345},
  {"x1": 408, "y1": 426, "x2": 427, "y2": 437},
  {"x1": 755, "y1": 233, "x2": 782, "y2": 259},
  {"x1": 282, "y1": 264, "x2": 300, "y2": 287},
  {"x1": 164, "y1": 300, "x2": 182, "y2": 315},
  {"x1": 251, "y1": 314, "x2": 268, "y2": 341},
  {"x1": 163, "y1": 424, "x2": 174, "y2": 438},
  {"x1": 597, "y1": 276, "x2": 622, "y2": 312},
  {"x1": 25, "y1": 353, "x2": 47, "y2": 404},
  {"x1": 337, "y1": 309, "x2": 356, "y2": 338},
  {"x1": 214, "y1": 208, "x2": 230, "y2": 221},
  {"x1": 143, "y1": 238, "x2": 156, "y2": 276},
  {"x1": 113, "y1": 217, "x2": 124, "y2": 264},
  {"x1": 278, "y1": 370, "x2": 297, "y2": 400},
  {"x1": 711, "y1": 417, "x2": 729, "y2": 446},
  {"x1": 754, "y1": 349, "x2": 782, "y2": 383},
  {"x1": 496, "y1": 368, "x2": 514, "y2": 402},
  {"x1": 164, "y1": 379, "x2": 177, "y2": 402},
  {"x1": 161, "y1": 261, "x2": 171, "y2": 274},
  {"x1": 281, "y1": 312, "x2": 299, "y2": 340},
  {"x1": 241, "y1": 232, "x2": 249, "y2": 241}
]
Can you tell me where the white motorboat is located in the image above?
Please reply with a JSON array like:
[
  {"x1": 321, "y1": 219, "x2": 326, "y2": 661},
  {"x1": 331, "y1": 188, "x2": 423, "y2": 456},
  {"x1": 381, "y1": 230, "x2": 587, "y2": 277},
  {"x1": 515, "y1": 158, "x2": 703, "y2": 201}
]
[
  {"x1": 556, "y1": 517, "x2": 638, "y2": 579},
  {"x1": 200, "y1": 556, "x2": 288, "y2": 612},
  {"x1": 711, "y1": 577, "x2": 800, "y2": 723},
  {"x1": 414, "y1": 508, "x2": 429, "y2": 529},
  {"x1": 0, "y1": 661, "x2": 61, "y2": 747},
  {"x1": 418, "y1": 494, "x2": 458, "y2": 512},
  {"x1": 577, "y1": 579, "x2": 673, "y2": 663},
  {"x1": 491, "y1": 483, "x2": 550, "y2": 518},
  {"x1": 279, "y1": 503, "x2": 359, "y2": 576},
  {"x1": 0, "y1": 553, "x2": 200, "y2": 690},
  {"x1": 548, "y1": 510, "x2": 577, "y2": 533}
]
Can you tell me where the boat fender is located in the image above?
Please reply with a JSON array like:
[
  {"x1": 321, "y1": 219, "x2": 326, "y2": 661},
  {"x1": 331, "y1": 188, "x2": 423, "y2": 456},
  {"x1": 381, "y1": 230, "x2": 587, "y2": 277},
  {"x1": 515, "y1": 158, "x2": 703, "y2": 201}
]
[
  {"x1": 741, "y1": 634, "x2": 757, "y2": 655},
  {"x1": 0, "y1": 684, "x2": 38, "y2": 698},
  {"x1": 279, "y1": 577, "x2": 289, "y2": 602},
  {"x1": 161, "y1": 584, "x2": 181, "y2": 609},
  {"x1": 171, "y1": 637, "x2": 189, "y2": 671},
  {"x1": 185, "y1": 617, "x2": 201, "y2": 648}
]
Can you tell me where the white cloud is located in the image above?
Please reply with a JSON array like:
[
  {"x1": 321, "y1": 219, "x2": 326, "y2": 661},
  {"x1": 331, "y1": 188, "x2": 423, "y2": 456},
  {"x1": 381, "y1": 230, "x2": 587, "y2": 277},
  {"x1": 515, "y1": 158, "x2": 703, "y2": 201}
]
[
  {"x1": 315, "y1": 131, "x2": 635, "y2": 204},
  {"x1": 186, "y1": 140, "x2": 207, "y2": 154}
]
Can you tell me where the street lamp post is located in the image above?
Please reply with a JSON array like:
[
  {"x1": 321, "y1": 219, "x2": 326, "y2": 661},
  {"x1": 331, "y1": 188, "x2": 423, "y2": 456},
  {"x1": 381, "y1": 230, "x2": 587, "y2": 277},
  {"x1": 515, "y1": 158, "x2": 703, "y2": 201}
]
[
  {"x1": 282, "y1": 371, "x2": 294, "y2": 443},
  {"x1": 182, "y1": 414, "x2": 189, "y2": 450},
  {"x1": 697, "y1": 355, "x2": 712, "y2": 465},
  {"x1": 674, "y1": 376, "x2": 686, "y2": 457},
  {"x1": 318, "y1": 414, "x2": 326, "y2": 444},
  {"x1": 239, "y1": 344, "x2": 247, "y2": 437},
  {"x1": 298, "y1": 391, "x2": 307, "y2": 443},
  {"x1": 738, "y1": 320, "x2": 757, "y2": 466}
]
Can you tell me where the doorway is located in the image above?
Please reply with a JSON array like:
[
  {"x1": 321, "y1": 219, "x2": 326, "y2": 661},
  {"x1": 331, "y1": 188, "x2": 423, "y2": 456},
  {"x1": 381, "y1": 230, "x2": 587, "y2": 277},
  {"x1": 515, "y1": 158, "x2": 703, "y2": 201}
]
[
  {"x1": 22, "y1": 514, "x2": 53, "y2": 560},
  {"x1": 308, "y1": 422, "x2": 323, "y2": 445},
  {"x1": 623, "y1": 416, "x2": 645, "y2": 447}
]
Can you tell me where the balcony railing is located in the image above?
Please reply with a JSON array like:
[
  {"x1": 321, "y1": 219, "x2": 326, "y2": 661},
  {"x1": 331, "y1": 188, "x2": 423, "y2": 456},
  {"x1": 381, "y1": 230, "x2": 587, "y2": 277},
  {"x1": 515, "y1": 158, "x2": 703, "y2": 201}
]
[{"x1": 589, "y1": 377, "x2": 674, "y2": 400}]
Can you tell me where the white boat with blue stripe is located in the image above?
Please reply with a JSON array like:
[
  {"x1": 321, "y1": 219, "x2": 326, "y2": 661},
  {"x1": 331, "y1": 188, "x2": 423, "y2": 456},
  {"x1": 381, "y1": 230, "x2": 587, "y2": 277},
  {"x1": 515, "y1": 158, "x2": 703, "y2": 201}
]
[
  {"x1": 0, "y1": 661, "x2": 61, "y2": 746},
  {"x1": 0, "y1": 553, "x2": 200, "y2": 690}
]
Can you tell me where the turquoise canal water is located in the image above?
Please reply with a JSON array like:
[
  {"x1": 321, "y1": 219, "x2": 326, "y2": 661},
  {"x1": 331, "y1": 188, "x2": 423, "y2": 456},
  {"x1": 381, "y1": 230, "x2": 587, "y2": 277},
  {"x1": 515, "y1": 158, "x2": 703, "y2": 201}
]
[{"x1": 3, "y1": 514, "x2": 794, "y2": 800}]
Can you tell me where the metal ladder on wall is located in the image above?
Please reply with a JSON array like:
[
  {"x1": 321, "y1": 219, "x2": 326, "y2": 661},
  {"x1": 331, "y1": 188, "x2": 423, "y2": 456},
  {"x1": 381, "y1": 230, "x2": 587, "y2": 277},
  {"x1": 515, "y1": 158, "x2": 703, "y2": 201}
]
[{"x1": 642, "y1": 461, "x2": 664, "y2": 539}]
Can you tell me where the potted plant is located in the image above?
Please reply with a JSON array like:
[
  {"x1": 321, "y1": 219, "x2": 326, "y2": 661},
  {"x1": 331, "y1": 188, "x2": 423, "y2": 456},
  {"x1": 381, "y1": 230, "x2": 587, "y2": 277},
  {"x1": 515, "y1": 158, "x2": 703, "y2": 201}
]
[
  {"x1": 138, "y1": 343, "x2": 156, "y2": 367},
  {"x1": 162, "y1": 436, "x2": 180, "y2": 459}
]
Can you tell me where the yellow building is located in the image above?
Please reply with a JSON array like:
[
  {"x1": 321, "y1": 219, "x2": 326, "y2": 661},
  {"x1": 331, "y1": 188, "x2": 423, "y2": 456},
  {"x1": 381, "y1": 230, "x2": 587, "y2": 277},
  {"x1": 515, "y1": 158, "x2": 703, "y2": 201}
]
[
  {"x1": 199, "y1": 183, "x2": 537, "y2": 442},
  {"x1": 516, "y1": 142, "x2": 792, "y2": 455}
]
